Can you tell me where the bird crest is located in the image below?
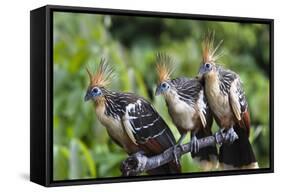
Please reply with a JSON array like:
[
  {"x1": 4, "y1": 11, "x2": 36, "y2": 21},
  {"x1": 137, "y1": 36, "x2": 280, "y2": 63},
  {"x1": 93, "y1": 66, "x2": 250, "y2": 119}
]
[
  {"x1": 202, "y1": 31, "x2": 224, "y2": 64},
  {"x1": 86, "y1": 57, "x2": 114, "y2": 87},
  {"x1": 156, "y1": 52, "x2": 175, "y2": 83}
]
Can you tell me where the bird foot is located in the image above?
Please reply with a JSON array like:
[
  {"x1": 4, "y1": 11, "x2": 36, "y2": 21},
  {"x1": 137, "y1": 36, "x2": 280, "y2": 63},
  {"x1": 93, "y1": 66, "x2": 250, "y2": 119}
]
[
  {"x1": 172, "y1": 144, "x2": 183, "y2": 165},
  {"x1": 215, "y1": 128, "x2": 225, "y2": 145},
  {"x1": 190, "y1": 136, "x2": 199, "y2": 154},
  {"x1": 224, "y1": 127, "x2": 239, "y2": 144}
]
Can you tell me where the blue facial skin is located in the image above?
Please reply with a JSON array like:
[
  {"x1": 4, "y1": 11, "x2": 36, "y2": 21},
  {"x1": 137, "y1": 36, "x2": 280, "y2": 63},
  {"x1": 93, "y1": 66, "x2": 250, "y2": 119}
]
[
  {"x1": 198, "y1": 63, "x2": 213, "y2": 77},
  {"x1": 84, "y1": 87, "x2": 102, "y2": 101},
  {"x1": 155, "y1": 82, "x2": 170, "y2": 96}
]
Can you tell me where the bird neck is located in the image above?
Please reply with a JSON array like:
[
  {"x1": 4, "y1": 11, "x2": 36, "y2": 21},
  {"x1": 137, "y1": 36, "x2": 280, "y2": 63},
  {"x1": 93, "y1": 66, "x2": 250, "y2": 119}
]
[
  {"x1": 163, "y1": 89, "x2": 179, "y2": 106},
  {"x1": 163, "y1": 89, "x2": 172, "y2": 99},
  {"x1": 94, "y1": 96, "x2": 106, "y2": 107},
  {"x1": 204, "y1": 70, "x2": 220, "y2": 97}
]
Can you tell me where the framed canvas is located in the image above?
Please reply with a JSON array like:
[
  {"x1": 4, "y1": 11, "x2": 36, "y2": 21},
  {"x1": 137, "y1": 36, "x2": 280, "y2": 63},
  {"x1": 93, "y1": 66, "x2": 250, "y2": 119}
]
[{"x1": 30, "y1": 5, "x2": 274, "y2": 187}]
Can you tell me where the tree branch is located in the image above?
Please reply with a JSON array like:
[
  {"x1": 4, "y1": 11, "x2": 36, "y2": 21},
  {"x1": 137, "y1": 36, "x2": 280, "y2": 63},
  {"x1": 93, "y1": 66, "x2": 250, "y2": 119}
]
[{"x1": 120, "y1": 130, "x2": 238, "y2": 176}]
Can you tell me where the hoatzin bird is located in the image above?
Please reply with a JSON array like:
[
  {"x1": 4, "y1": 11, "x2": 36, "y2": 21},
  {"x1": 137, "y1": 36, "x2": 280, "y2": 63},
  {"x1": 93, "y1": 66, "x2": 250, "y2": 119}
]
[
  {"x1": 155, "y1": 53, "x2": 218, "y2": 170},
  {"x1": 84, "y1": 58, "x2": 181, "y2": 175},
  {"x1": 197, "y1": 33, "x2": 258, "y2": 169}
]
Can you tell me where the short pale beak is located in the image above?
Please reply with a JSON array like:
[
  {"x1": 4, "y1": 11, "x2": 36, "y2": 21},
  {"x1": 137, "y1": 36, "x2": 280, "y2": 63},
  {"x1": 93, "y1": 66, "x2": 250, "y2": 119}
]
[
  {"x1": 84, "y1": 91, "x2": 92, "y2": 102},
  {"x1": 197, "y1": 65, "x2": 206, "y2": 80},
  {"x1": 155, "y1": 86, "x2": 162, "y2": 96}
]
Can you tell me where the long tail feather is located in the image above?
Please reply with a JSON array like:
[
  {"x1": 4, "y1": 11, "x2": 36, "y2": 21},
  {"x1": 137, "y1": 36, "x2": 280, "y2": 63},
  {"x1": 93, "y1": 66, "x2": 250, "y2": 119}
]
[{"x1": 219, "y1": 125, "x2": 258, "y2": 169}]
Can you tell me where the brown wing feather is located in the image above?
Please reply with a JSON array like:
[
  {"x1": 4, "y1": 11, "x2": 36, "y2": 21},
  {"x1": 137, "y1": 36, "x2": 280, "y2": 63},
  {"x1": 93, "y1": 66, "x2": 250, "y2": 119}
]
[
  {"x1": 140, "y1": 134, "x2": 181, "y2": 174},
  {"x1": 228, "y1": 78, "x2": 251, "y2": 137},
  {"x1": 238, "y1": 110, "x2": 250, "y2": 137},
  {"x1": 122, "y1": 96, "x2": 181, "y2": 174},
  {"x1": 141, "y1": 138, "x2": 165, "y2": 155},
  {"x1": 229, "y1": 99, "x2": 251, "y2": 138}
]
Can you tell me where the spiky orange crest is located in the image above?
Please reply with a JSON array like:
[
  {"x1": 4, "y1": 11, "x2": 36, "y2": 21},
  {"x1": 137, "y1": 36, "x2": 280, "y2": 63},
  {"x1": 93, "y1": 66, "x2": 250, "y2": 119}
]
[
  {"x1": 156, "y1": 53, "x2": 174, "y2": 83},
  {"x1": 202, "y1": 31, "x2": 224, "y2": 64},
  {"x1": 86, "y1": 58, "x2": 114, "y2": 87}
]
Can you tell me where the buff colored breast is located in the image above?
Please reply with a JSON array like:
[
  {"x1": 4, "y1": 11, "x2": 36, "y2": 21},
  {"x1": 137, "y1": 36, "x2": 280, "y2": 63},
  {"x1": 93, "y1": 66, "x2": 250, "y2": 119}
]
[
  {"x1": 205, "y1": 73, "x2": 234, "y2": 128},
  {"x1": 164, "y1": 90, "x2": 196, "y2": 132},
  {"x1": 95, "y1": 103, "x2": 139, "y2": 154}
]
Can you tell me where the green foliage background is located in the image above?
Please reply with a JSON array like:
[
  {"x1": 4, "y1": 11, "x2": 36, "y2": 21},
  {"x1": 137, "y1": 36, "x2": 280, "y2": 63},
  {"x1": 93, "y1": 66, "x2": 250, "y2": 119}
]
[{"x1": 53, "y1": 12, "x2": 270, "y2": 180}]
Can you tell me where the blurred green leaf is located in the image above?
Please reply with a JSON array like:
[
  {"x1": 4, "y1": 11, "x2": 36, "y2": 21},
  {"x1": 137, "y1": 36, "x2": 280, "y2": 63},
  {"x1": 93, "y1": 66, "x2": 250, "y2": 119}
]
[{"x1": 53, "y1": 12, "x2": 271, "y2": 179}]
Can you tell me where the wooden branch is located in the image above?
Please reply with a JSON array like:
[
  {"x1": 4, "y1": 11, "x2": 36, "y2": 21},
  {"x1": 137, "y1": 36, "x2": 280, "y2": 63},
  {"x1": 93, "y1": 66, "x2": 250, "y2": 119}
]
[{"x1": 120, "y1": 130, "x2": 238, "y2": 176}]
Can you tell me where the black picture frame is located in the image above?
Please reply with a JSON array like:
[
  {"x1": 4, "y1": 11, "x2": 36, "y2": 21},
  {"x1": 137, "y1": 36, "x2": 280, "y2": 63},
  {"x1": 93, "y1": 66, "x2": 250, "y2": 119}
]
[{"x1": 30, "y1": 4, "x2": 274, "y2": 187}]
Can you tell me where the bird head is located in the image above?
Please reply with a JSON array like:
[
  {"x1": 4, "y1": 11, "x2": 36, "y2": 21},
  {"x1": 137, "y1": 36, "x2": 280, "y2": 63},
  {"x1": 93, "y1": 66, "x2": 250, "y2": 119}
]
[
  {"x1": 155, "y1": 81, "x2": 171, "y2": 96},
  {"x1": 198, "y1": 62, "x2": 216, "y2": 78},
  {"x1": 197, "y1": 31, "x2": 223, "y2": 80},
  {"x1": 155, "y1": 53, "x2": 174, "y2": 96},
  {"x1": 84, "y1": 58, "x2": 114, "y2": 102},
  {"x1": 84, "y1": 86, "x2": 104, "y2": 102}
]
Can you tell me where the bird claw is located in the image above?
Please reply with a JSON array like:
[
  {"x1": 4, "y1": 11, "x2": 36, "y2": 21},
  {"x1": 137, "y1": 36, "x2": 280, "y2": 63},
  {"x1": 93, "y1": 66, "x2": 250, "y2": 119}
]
[
  {"x1": 224, "y1": 127, "x2": 238, "y2": 144},
  {"x1": 172, "y1": 144, "x2": 182, "y2": 165},
  {"x1": 215, "y1": 128, "x2": 225, "y2": 145},
  {"x1": 190, "y1": 136, "x2": 199, "y2": 154}
]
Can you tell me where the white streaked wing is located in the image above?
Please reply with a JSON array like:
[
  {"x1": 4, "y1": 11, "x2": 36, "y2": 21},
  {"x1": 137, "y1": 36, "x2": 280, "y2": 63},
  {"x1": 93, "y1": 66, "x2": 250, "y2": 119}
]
[
  {"x1": 229, "y1": 79, "x2": 242, "y2": 121},
  {"x1": 197, "y1": 90, "x2": 207, "y2": 128},
  {"x1": 122, "y1": 99, "x2": 169, "y2": 143}
]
